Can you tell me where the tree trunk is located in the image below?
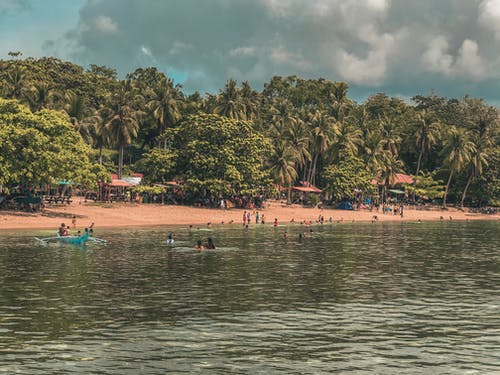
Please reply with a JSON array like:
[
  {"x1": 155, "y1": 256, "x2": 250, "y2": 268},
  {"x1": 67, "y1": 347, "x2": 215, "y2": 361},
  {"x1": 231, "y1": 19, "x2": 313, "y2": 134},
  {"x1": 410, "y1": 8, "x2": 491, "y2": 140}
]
[
  {"x1": 460, "y1": 173, "x2": 473, "y2": 209},
  {"x1": 309, "y1": 153, "x2": 319, "y2": 185},
  {"x1": 98, "y1": 145, "x2": 103, "y2": 165},
  {"x1": 118, "y1": 145, "x2": 124, "y2": 179},
  {"x1": 413, "y1": 148, "x2": 424, "y2": 202},
  {"x1": 287, "y1": 186, "x2": 292, "y2": 204},
  {"x1": 442, "y1": 170, "x2": 454, "y2": 208}
]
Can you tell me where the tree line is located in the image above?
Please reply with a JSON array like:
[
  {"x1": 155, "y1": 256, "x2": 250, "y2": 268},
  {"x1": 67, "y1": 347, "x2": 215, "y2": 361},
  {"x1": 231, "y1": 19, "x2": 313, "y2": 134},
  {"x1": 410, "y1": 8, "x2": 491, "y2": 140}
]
[{"x1": 0, "y1": 55, "x2": 499, "y2": 207}]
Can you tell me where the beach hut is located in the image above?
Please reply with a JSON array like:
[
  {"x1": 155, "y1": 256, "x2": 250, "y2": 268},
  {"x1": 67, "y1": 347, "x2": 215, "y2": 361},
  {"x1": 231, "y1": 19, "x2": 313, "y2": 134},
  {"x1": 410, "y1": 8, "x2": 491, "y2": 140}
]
[{"x1": 292, "y1": 181, "x2": 322, "y2": 205}]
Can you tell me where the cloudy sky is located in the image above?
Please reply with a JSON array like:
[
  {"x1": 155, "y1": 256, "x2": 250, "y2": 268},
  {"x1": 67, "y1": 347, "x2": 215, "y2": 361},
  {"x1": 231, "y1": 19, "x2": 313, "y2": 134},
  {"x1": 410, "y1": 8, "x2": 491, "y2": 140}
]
[{"x1": 2, "y1": 0, "x2": 500, "y2": 103}]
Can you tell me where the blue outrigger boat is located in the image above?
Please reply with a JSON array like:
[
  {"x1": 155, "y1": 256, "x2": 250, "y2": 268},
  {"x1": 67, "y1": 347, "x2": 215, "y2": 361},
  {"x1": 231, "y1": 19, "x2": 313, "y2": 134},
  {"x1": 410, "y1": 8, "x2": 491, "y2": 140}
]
[{"x1": 35, "y1": 231, "x2": 107, "y2": 246}]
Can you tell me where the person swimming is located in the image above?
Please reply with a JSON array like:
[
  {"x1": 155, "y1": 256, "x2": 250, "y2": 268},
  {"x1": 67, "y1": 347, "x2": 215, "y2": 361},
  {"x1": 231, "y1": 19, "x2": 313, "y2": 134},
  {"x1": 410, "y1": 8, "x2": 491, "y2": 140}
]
[
  {"x1": 58, "y1": 223, "x2": 68, "y2": 236},
  {"x1": 194, "y1": 240, "x2": 204, "y2": 250},
  {"x1": 206, "y1": 237, "x2": 216, "y2": 249},
  {"x1": 166, "y1": 233, "x2": 174, "y2": 245}
]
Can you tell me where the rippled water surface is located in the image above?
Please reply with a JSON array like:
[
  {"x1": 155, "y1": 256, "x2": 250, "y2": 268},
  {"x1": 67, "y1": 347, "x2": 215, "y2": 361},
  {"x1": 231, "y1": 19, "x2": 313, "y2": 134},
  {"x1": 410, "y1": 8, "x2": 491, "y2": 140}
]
[{"x1": 1, "y1": 221, "x2": 499, "y2": 374}]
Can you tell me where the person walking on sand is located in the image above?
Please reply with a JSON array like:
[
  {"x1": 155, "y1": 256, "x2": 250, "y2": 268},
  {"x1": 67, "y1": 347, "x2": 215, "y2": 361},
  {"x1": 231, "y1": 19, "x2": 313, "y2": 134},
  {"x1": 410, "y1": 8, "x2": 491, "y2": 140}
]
[
  {"x1": 261, "y1": 214, "x2": 265, "y2": 224},
  {"x1": 71, "y1": 215, "x2": 77, "y2": 229},
  {"x1": 274, "y1": 218, "x2": 278, "y2": 227},
  {"x1": 247, "y1": 211, "x2": 251, "y2": 225},
  {"x1": 243, "y1": 210, "x2": 247, "y2": 225},
  {"x1": 255, "y1": 211, "x2": 259, "y2": 224}
]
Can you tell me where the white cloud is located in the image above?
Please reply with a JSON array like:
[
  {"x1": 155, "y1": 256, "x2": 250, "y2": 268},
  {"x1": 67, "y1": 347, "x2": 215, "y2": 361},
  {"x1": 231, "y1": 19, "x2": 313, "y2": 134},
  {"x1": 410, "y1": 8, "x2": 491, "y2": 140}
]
[
  {"x1": 479, "y1": 0, "x2": 500, "y2": 40},
  {"x1": 423, "y1": 37, "x2": 487, "y2": 80},
  {"x1": 95, "y1": 15, "x2": 117, "y2": 33},
  {"x1": 422, "y1": 36, "x2": 454, "y2": 74},
  {"x1": 52, "y1": 0, "x2": 500, "y2": 101}
]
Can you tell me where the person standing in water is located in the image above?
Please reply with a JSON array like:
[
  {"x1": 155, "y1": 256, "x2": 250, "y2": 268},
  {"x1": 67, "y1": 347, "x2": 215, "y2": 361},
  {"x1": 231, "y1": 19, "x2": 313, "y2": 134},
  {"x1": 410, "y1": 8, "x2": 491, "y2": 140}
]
[
  {"x1": 195, "y1": 240, "x2": 204, "y2": 250},
  {"x1": 206, "y1": 237, "x2": 216, "y2": 249},
  {"x1": 166, "y1": 233, "x2": 174, "y2": 245},
  {"x1": 273, "y1": 218, "x2": 278, "y2": 227}
]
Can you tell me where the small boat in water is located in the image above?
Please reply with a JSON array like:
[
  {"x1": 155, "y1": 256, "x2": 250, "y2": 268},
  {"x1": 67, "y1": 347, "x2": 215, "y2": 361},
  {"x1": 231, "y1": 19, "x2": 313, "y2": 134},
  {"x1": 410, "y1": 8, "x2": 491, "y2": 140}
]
[{"x1": 35, "y1": 231, "x2": 107, "y2": 246}]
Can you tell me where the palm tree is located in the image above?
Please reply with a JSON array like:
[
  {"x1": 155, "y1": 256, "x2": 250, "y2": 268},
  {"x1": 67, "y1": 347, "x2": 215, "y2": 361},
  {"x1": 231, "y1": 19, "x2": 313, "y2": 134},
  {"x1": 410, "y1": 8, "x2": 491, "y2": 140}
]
[
  {"x1": 268, "y1": 141, "x2": 298, "y2": 203},
  {"x1": 459, "y1": 101, "x2": 498, "y2": 207},
  {"x1": 267, "y1": 98, "x2": 297, "y2": 138},
  {"x1": 329, "y1": 81, "x2": 351, "y2": 122},
  {"x1": 378, "y1": 152, "x2": 404, "y2": 203},
  {"x1": 412, "y1": 108, "x2": 440, "y2": 200},
  {"x1": 64, "y1": 92, "x2": 94, "y2": 143},
  {"x1": 26, "y1": 82, "x2": 60, "y2": 111},
  {"x1": 240, "y1": 81, "x2": 260, "y2": 121},
  {"x1": 307, "y1": 109, "x2": 339, "y2": 185},
  {"x1": 214, "y1": 79, "x2": 246, "y2": 120},
  {"x1": 147, "y1": 77, "x2": 183, "y2": 149},
  {"x1": 285, "y1": 120, "x2": 311, "y2": 177},
  {"x1": 330, "y1": 120, "x2": 363, "y2": 162},
  {"x1": 3, "y1": 65, "x2": 30, "y2": 100},
  {"x1": 103, "y1": 83, "x2": 141, "y2": 178},
  {"x1": 441, "y1": 127, "x2": 475, "y2": 208}
]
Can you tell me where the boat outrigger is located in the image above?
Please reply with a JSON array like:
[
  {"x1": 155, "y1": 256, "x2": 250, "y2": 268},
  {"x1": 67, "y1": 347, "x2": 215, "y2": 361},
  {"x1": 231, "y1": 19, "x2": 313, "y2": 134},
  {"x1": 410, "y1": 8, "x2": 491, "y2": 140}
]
[{"x1": 35, "y1": 231, "x2": 107, "y2": 246}]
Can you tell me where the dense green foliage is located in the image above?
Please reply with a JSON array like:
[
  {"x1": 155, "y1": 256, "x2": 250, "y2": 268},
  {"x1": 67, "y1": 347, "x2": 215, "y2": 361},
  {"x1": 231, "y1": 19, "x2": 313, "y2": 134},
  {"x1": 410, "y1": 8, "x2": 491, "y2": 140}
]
[
  {"x1": 0, "y1": 56, "x2": 498, "y2": 206},
  {"x1": 0, "y1": 98, "x2": 103, "y2": 188}
]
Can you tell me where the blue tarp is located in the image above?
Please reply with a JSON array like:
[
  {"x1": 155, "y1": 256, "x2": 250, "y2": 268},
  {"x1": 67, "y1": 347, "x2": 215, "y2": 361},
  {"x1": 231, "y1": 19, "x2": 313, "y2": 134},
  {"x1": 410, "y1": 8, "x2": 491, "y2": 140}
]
[{"x1": 337, "y1": 201, "x2": 354, "y2": 210}]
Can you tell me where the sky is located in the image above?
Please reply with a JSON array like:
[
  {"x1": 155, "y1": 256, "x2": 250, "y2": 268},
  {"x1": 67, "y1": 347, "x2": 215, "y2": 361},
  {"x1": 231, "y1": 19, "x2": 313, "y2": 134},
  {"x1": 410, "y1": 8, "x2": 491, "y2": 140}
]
[{"x1": 2, "y1": 0, "x2": 500, "y2": 104}]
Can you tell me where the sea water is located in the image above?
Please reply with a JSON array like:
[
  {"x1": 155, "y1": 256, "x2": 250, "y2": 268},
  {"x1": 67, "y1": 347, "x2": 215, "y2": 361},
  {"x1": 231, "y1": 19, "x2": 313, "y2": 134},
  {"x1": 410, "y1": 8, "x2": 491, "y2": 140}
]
[{"x1": 0, "y1": 221, "x2": 499, "y2": 374}]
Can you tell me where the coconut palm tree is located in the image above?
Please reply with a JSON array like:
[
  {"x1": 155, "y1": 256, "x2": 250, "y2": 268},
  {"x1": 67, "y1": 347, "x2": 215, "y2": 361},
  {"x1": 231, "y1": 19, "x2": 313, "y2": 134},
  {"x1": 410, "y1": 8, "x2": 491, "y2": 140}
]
[
  {"x1": 412, "y1": 108, "x2": 441, "y2": 201},
  {"x1": 378, "y1": 152, "x2": 404, "y2": 203},
  {"x1": 240, "y1": 80, "x2": 260, "y2": 121},
  {"x1": 441, "y1": 127, "x2": 475, "y2": 208},
  {"x1": 267, "y1": 98, "x2": 297, "y2": 138},
  {"x1": 64, "y1": 92, "x2": 95, "y2": 143},
  {"x1": 26, "y1": 82, "x2": 60, "y2": 111},
  {"x1": 147, "y1": 77, "x2": 184, "y2": 149},
  {"x1": 268, "y1": 141, "x2": 299, "y2": 203},
  {"x1": 285, "y1": 120, "x2": 311, "y2": 177},
  {"x1": 3, "y1": 65, "x2": 30, "y2": 100},
  {"x1": 307, "y1": 109, "x2": 339, "y2": 185},
  {"x1": 459, "y1": 101, "x2": 498, "y2": 207},
  {"x1": 330, "y1": 120, "x2": 364, "y2": 162},
  {"x1": 103, "y1": 82, "x2": 141, "y2": 178},
  {"x1": 214, "y1": 79, "x2": 246, "y2": 120}
]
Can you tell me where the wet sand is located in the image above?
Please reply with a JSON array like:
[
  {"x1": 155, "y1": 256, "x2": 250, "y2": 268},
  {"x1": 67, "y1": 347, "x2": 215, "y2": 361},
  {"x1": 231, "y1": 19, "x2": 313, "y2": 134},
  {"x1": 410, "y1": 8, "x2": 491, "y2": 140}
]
[{"x1": 0, "y1": 199, "x2": 497, "y2": 231}]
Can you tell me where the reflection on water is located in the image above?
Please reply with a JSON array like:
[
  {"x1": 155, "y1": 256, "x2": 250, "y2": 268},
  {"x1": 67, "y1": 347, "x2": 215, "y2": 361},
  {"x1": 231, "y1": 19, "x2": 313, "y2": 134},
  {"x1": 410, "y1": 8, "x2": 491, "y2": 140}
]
[{"x1": 0, "y1": 222, "x2": 499, "y2": 373}]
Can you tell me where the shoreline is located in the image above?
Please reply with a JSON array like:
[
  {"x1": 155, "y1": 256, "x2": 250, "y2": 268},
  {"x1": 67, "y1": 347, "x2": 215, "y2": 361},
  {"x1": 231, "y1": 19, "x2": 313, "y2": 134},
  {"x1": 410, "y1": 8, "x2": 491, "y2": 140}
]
[{"x1": 0, "y1": 200, "x2": 498, "y2": 231}]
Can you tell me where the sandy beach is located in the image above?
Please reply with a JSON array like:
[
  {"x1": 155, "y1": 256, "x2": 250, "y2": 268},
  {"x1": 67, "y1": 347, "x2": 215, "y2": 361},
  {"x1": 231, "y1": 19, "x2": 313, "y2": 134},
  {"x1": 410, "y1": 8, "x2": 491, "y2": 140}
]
[{"x1": 0, "y1": 199, "x2": 498, "y2": 231}]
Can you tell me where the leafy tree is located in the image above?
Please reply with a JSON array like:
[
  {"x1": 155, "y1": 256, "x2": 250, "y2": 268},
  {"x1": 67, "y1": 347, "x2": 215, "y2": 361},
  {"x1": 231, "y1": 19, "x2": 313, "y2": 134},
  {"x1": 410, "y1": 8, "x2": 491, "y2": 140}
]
[
  {"x1": 168, "y1": 113, "x2": 271, "y2": 197},
  {"x1": 0, "y1": 98, "x2": 100, "y2": 187},
  {"x1": 136, "y1": 148, "x2": 176, "y2": 184},
  {"x1": 323, "y1": 157, "x2": 373, "y2": 201}
]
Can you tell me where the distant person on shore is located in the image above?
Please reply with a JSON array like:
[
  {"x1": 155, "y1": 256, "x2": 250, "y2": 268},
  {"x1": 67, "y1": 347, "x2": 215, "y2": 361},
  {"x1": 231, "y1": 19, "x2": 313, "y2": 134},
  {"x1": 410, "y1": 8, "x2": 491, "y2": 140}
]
[
  {"x1": 255, "y1": 211, "x2": 260, "y2": 224},
  {"x1": 195, "y1": 240, "x2": 204, "y2": 250},
  {"x1": 247, "y1": 211, "x2": 251, "y2": 224},
  {"x1": 243, "y1": 210, "x2": 247, "y2": 225},
  {"x1": 71, "y1": 215, "x2": 77, "y2": 229},
  {"x1": 206, "y1": 237, "x2": 216, "y2": 249},
  {"x1": 273, "y1": 218, "x2": 278, "y2": 227},
  {"x1": 261, "y1": 214, "x2": 265, "y2": 224}
]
